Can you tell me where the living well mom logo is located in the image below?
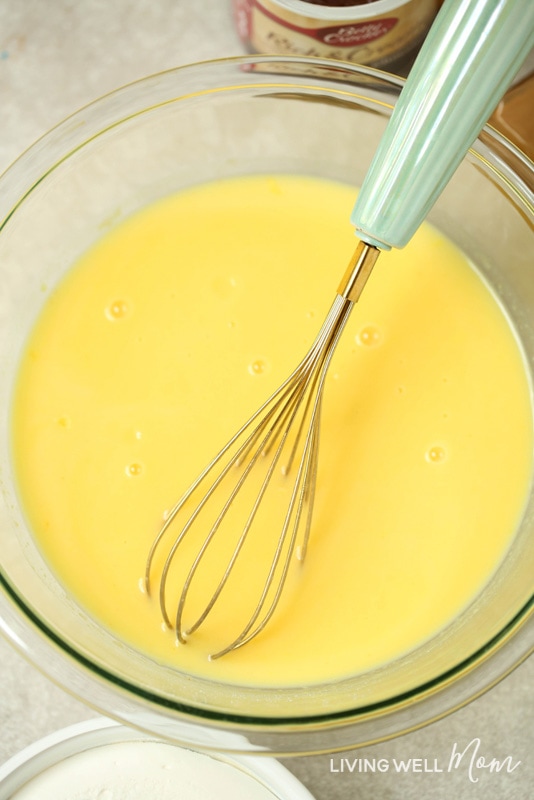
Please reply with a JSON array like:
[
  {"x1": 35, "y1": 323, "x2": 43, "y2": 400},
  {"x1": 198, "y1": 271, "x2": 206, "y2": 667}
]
[{"x1": 329, "y1": 738, "x2": 521, "y2": 784}]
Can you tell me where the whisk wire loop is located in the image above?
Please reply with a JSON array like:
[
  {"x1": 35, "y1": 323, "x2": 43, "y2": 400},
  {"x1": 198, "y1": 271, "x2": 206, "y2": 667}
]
[{"x1": 145, "y1": 242, "x2": 379, "y2": 658}]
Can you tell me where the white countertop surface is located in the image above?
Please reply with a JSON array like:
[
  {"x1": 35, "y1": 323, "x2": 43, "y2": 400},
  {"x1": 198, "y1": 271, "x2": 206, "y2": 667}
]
[{"x1": 0, "y1": 2, "x2": 532, "y2": 798}]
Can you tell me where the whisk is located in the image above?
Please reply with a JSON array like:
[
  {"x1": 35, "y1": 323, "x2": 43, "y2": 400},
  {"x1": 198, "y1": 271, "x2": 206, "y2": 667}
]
[{"x1": 145, "y1": 0, "x2": 534, "y2": 659}]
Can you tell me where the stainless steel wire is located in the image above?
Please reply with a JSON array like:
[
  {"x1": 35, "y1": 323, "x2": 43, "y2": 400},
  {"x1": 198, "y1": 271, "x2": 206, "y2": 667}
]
[{"x1": 145, "y1": 241, "x2": 380, "y2": 658}]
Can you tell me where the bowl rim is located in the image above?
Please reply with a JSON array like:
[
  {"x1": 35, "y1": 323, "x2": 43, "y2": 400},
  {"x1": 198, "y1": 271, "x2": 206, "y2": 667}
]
[{"x1": 0, "y1": 717, "x2": 316, "y2": 799}]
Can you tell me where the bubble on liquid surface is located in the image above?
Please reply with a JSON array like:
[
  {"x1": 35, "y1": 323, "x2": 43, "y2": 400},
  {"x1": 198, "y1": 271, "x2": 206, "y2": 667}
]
[
  {"x1": 105, "y1": 299, "x2": 129, "y2": 320},
  {"x1": 126, "y1": 462, "x2": 143, "y2": 477},
  {"x1": 248, "y1": 359, "x2": 267, "y2": 376},
  {"x1": 356, "y1": 325, "x2": 382, "y2": 347},
  {"x1": 426, "y1": 445, "x2": 447, "y2": 464}
]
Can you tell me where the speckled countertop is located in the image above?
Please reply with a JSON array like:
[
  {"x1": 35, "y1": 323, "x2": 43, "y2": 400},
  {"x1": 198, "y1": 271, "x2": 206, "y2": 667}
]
[{"x1": 0, "y1": 2, "x2": 532, "y2": 798}]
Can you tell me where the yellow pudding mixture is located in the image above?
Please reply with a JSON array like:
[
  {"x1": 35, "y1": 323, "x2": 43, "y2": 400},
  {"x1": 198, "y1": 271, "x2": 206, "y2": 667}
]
[{"x1": 11, "y1": 175, "x2": 533, "y2": 686}]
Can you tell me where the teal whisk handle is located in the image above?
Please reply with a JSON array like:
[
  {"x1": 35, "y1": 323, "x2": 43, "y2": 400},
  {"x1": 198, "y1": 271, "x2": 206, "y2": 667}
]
[{"x1": 351, "y1": 0, "x2": 534, "y2": 251}]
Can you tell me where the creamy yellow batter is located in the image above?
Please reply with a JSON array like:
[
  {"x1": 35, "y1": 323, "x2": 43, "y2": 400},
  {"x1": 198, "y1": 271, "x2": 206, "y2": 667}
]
[{"x1": 11, "y1": 175, "x2": 533, "y2": 686}]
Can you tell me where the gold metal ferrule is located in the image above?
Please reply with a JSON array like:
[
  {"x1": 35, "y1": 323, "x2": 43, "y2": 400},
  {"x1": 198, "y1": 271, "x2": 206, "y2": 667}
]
[{"x1": 337, "y1": 241, "x2": 380, "y2": 303}]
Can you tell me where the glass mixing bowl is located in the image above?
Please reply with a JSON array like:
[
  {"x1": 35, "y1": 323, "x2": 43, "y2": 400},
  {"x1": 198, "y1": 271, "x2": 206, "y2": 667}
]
[{"x1": 0, "y1": 56, "x2": 532, "y2": 756}]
